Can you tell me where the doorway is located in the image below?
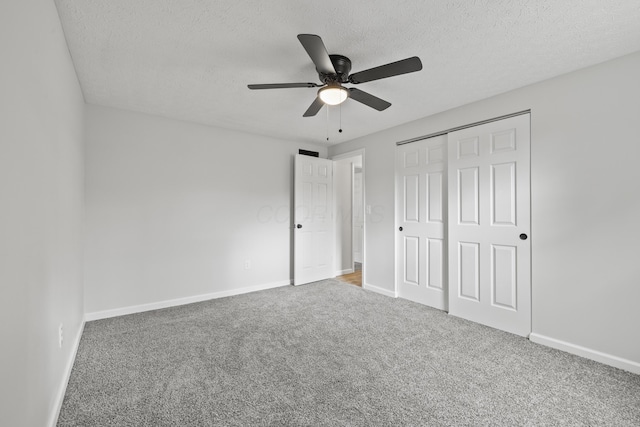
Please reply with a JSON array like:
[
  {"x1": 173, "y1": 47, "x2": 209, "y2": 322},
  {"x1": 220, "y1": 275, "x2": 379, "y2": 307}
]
[{"x1": 333, "y1": 150, "x2": 365, "y2": 287}]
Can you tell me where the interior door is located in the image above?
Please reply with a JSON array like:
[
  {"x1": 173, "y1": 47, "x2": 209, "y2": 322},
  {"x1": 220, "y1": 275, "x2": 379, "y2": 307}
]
[
  {"x1": 447, "y1": 114, "x2": 531, "y2": 336},
  {"x1": 396, "y1": 135, "x2": 447, "y2": 310},
  {"x1": 294, "y1": 154, "x2": 334, "y2": 285}
]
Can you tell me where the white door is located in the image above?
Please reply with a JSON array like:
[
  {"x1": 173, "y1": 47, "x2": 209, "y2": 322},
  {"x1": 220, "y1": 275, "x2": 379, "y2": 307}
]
[
  {"x1": 447, "y1": 114, "x2": 531, "y2": 336},
  {"x1": 294, "y1": 154, "x2": 334, "y2": 285},
  {"x1": 353, "y1": 168, "x2": 364, "y2": 264},
  {"x1": 396, "y1": 135, "x2": 447, "y2": 310}
]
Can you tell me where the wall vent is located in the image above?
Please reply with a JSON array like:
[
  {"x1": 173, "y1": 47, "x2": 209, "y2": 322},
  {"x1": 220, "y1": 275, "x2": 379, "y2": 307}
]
[{"x1": 299, "y1": 149, "x2": 319, "y2": 157}]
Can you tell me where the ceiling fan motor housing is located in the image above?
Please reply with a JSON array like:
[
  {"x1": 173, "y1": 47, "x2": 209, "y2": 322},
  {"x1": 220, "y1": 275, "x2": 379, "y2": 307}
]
[{"x1": 318, "y1": 54, "x2": 352, "y2": 83}]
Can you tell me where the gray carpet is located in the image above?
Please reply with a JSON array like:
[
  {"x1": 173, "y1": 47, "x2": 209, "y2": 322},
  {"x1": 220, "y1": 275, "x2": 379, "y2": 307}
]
[{"x1": 58, "y1": 280, "x2": 640, "y2": 426}]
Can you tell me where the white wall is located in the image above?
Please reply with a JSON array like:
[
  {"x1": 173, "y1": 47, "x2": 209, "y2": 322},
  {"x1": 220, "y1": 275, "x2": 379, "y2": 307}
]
[
  {"x1": 329, "y1": 52, "x2": 640, "y2": 369},
  {"x1": 0, "y1": 1, "x2": 85, "y2": 426},
  {"x1": 84, "y1": 105, "x2": 327, "y2": 315}
]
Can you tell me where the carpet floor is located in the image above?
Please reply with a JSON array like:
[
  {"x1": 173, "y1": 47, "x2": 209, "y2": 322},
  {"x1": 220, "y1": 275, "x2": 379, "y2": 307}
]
[{"x1": 58, "y1": 280, "x2": 640, "y2": 426}]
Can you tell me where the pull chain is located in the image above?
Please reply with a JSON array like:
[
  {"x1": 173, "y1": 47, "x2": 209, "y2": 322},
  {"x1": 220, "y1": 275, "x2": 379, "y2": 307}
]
[
  {"x1": 326, "y1": 104, "x2": 329, "y2": 141},
  {"x1": 339, "y1": 102, "x2": 342, "y2": 134}
]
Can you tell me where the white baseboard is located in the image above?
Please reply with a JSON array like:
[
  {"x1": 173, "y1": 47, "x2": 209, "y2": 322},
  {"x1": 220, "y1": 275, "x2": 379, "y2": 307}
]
[
  {"x1": 363, "y1": 283, "x2": 398, "y2": 298},
  {"x1": 529, "y1": 333, "x2": 640, "y2": 375},
  {"x1": 84, "y1": 280, "x2": 292, "y2": 322},
  {"x1": 49, "y1": 319, "x2": 85, "y2": 427},
  {"x1": 335, "y1": 268, "x2": 354, "y2": 276}
]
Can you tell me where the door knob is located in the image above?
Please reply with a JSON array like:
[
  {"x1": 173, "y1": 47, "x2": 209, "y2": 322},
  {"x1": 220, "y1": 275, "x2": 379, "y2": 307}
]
[
  {"x1": 399, "y1": 227, "x2": 403, "y2": 231},
  {"x1": 519, "y1": 233, "x2": 528, "y2": 240},
  {"x1": 296, "y1": 224, "x2": 302, "y2": 229}
]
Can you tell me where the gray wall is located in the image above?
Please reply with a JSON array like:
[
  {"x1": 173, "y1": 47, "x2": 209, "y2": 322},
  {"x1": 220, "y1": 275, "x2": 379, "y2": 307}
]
[
  {"x1": 0, "y1": 0, "x2": 85, "y2": 425},
  {"x1": 84, "y1": 105, "x2": 327, "y2": 315},
  {"x1": 329, "y1": 52, "x2": 640, "y2": 368}
]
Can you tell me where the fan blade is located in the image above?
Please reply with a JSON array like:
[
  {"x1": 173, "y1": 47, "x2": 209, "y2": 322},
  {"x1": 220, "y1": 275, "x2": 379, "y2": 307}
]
[
  {"x1": 248, "y1": 83, "x2": 320, "y2": 89},
  {"x1": 348, "y1": 88, "x2": 391, "y2": 111},
  {"x1": 297, "y1": 34, "x2": 336, "y2": 75},
  {"x1": 303, "y1": 97, "x2": 325, "y2": 117},
  {"x1": 349, "y1": 57, "x2": 422, "y2": 84}
]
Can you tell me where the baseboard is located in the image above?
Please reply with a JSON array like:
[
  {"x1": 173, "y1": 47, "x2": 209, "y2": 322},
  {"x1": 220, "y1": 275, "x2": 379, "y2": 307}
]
[
  {"x1": 335, "y1": 268, "x2": 354, "y2": 276},
  {"x1": 84, "y1": 280, "x2": 292, "y2": 322},
  {"x1": 49, "y1": 319, "x2": 85, "y2": 427},
  {"x1": 363, "y1": 283, "x2": 398, "y2": 298},
  {"x1": 529, "y1": 333, "x2": 640, "y2": 375}
]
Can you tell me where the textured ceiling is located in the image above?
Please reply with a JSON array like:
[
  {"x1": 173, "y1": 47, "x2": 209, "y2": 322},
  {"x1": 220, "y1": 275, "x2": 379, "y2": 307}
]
[{"x1": 54, "y1": 0, "x2": 640, "y2": 145}]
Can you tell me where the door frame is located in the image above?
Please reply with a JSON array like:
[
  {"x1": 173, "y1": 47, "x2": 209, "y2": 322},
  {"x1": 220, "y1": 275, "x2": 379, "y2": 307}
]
[
  {"x1": 331, "y1": 148, "x2": 366, "y2": 287},
  {"x1": 352, "y1": 163, "x2": 364, "y2": 267}
]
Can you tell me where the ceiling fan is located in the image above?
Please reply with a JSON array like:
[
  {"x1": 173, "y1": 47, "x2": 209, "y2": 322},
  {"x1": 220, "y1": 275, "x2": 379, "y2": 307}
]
[{"x1": 248, "y1": 34, "x2": 423, "y2": 117}]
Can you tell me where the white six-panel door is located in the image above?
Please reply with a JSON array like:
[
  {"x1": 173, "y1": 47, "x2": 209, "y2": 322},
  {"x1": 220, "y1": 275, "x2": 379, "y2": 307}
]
[
  {"x1": 447, "y1": 114, "x2": 531, "y2": 336},
  {"x1": 294, "y1": 155, "x2": 334, "y2": 286},
  {"x1": 396, "y1": 135, "x2": 447, "y2": 310}
]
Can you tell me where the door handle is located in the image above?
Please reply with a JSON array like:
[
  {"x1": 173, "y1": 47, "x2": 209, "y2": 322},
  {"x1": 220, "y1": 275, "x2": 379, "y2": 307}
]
[
  {"x1": 519, "y1": 233, "x2": 528, "y2": 240},
  {"x1": 399, "y1": 227, "x2": 403, "y2": 231},
  {"x1": 296, "y1": 224, "x2": 302, "y2": 229}
]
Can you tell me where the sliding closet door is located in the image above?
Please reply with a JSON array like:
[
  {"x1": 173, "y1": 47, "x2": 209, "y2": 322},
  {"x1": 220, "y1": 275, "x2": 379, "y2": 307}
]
[
  {"x1": 396, "y1": 135, "x2": 447, "y2": 310},
  {"x1": 447, "y1": 114, "x2": 531, "y2": 336}
]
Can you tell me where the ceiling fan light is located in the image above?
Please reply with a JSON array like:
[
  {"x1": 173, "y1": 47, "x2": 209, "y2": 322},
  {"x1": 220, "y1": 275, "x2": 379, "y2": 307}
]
[{"x1": 318, "y1": 85, "x2": 349, "y2": 106}]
